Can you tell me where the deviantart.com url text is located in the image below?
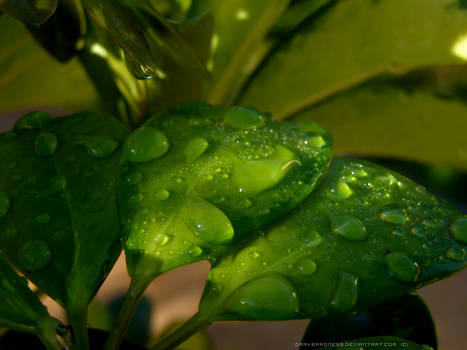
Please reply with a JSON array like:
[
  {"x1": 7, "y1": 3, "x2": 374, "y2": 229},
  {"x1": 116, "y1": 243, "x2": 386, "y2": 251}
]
[{"x1": 295, "y1": 341, "x2": 411, "y2": 348}]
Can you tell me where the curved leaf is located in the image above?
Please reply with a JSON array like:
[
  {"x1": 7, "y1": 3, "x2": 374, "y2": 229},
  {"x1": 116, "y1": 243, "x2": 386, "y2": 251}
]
[
  {"x1": 318, "y1": 336, "x2": 433, "y2": 350},
  {"x1": 291, "y1": 81, "x2": 467, "y2": 172},
  {"x1": 301, "y1": 294, "x2": 437, "y2": 349},
  {"x1": 0, "y1": 254, "x2": 61, "y2": 349},
  {"x1": 0, "y1": 111, "x2": 128, "y2": 315},
  {"x1": 239, "y1": 0, "x2": 467, "y2": 119},
  {"x1": 196, "y1": 158, "x2": 466, "y2": 323},
  {"x1": 0, "y1": 0, "x2": 57, "y2": 26},
  {"x1": 117, "y1": 102, "x2": 332, "y2": 285}
]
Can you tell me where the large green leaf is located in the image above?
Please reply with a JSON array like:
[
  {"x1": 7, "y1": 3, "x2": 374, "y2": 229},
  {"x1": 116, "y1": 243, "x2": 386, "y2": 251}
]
[
  {"x1": 239, "y1": 0, "x2": 467, "y2": 119},
  {"x1": 199, "y1": 158, "x2": 465, "y2": 322},
  {"x1": 0, "y1": 0, "x2": 57, "y2": 25},
  {"x1": 189, "y1": 0, "x2": 292, "y2": 105},
  {"x1": 0, "y1": 15, "x2": 99, "y2": 115},
  {"x1": 291, "y1": 82, "x2": 467, "y2": 172},
  {"x1": 0, "y1": 111, "x2": 128, "y2": 317},
  {"x1": 118, "y1": 102, "x2": 332, "y2": 286},
  {"x1": 0, "y1": 255, "x2": 61, "y2": 350}
]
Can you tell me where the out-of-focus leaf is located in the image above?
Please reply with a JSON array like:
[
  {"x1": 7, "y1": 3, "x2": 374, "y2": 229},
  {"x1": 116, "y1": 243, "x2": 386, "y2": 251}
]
[
  {"x1": 118, "y1": 102, "x2": 332, "y2": 287},
  {"x1": 189, "y1": 0, "x2": 291, "y2": 105},
  {"x1": 27, "y1": 0, "x2": 86, "y2": 62},
  {"x1": 0, "y1": 111, "x2": 128, "y2": 317},
  {"x1": 197, "y1": 158, "x2": 465, "y2": 322},
  {"x1": 81, "y1": 0, "x2": 208, "y2": 79},
  {"x1": 0, "y1": 15, "x2": 99, "y2": 115},
  {"x1": 0, "y1": 0, "x2": 57, "y2": 26},
  {"x1": 318, "y1": 336, "x2": 433, "y2": 350},
  {"x1": 239, "y1": 0, "x2": 467, "y2": 119},
  {"x1": 291, "y1": 81, "x2": 467, "y2": 172},
  {"x1": 300, "y1": 294, "x2": 437, "y2": 349},
  {"x1": 150, "y1": 0, "x2": 192, "y2": 20},
  {"x1": 0, "y1": 255, "x2": 61, "y2": 349}
]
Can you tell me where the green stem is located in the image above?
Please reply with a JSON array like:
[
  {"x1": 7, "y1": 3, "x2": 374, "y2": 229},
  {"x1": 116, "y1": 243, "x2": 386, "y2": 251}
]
[
  {"x1": 103, "y1": 278, "x2": 149, "y2": 350},
  {"x1": 38, "y1": 317, "x2": 63, "y2": 350},
  {"x1": 38, "y1": 333, "x2": 62, "y2": 350},
  {"x1": 149, "y1": 312, "x2": 212, "y2": 350},
  {"x1": 69, "y1": 310, "x2": 89, "y2": 350}
]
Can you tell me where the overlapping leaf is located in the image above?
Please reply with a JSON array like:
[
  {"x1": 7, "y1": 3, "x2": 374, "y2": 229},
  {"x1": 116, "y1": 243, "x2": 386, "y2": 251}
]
[
  {"x1": 195, "y1": 158, "x2": 466, "y2": 323},
  {"x1": 239, "y1": 0, "x2": 467, "y2": 119},
  {"x1": 0, "y1": 111, "x2": 128, "y2": 315},
  {"x1": 117, "y1": 102, "x2": 332, "y2": 285},
  {"x1": 0, "y1": 0, "x2": 58, "y2": 26}
]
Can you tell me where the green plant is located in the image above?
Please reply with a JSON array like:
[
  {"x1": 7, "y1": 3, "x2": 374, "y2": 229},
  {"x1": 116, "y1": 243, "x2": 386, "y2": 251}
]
[{"x1": 0, "y1": 1, "x2": 466, "y2": 350}]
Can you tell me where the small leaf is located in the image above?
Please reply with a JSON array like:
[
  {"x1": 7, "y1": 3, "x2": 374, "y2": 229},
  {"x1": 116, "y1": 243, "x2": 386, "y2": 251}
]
[
  {"x1": 196, "y1": 158, "x2": 466, "y2": 323},
  {"x1": 318, "y1": 336, "x2": 434, "y2": 350},
  {"x1": 0, "y1": 0, "x2": 58, "y2": 25},
  {"x1": 301, "y1": 294, "x2": 437, "y2": 349},
  {"x1": 239, "y1": 0, "x2": 467, "y2": 119},
  {"x1": 0, "y1": 254, "x2": 60, "y2": 342},
  {"x1": 117, "y1": 102, "x2": 332, "y2": 284},
  {"x1": 0, "y1": 111, "x2": 128, "y2": 316}
]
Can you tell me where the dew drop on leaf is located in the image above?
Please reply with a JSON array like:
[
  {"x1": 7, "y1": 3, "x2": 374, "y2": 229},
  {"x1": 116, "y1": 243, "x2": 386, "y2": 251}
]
[
  {"x1": 34, "y1": 132, "x2": 58, "y2": 156},
  {"x1": 379, "y1": 204, "x2": 407, "y2": 224},
  {"x1": 14, "y1": 111, "x2": 53, "y2": 130},
  {"x1": 446, "y1": 246, "x2": 466, "y2": 262},
  {"x1": 125, "y1": 172, "x2": 142, "y2": 185},
  {"x1": 80, "y1": 136, "x2": 119, "y2": 158},
  {"x1": 34, "y1": 213, "x2": 51, "y2": 224},
  {"x1": 224, "y1": 107, "x2": 265, "y2": 129},
  {"x1": 188, "y1": 245, "x2": 203, "y2": 257},
  {"x1": 307, "y1": 135, "x2": 326, "y2": 148},
  {"x1": 18, "y1": 240, "x2": 52, "y2": 272},
  {"x1": 224, "y1": 275, "x2": 299, "y2": 319},
  {"x1": 153, "y1": 233, "x2": 169, "y2": 247},
  {"x1": 384, "y1": 252, "x2": 420, "y2": 283},
  {"x1": 36, "y1": 176, "x2": 66, "y2": 198},
  {"x1": 0, "y1": 191, "x2": 10, "y2": 217},
  {"x1": 411, "y1": 224, "x2": 428, "y2": 238},
  {"x1": 449, "y1": 217, "x2": 467, "y2": 244},
  {"x1": 328, "y1": 181, "x2": 352, "y2": 200},
  {"x1": 154, "y1": 189, "x2": 170, "y2": 202},
  {"x1": 329, "y1": 215, "x2": 367, "y2": 241},
  {"x1": 297, "y1": 258, "x2": 317, "y2": 276},
  {"x1": 185, "y1": 198, "x2": 234, "y2": 245},
  {"x1": 330, "y1": 271, "x2": 359, "y2": 312},
  {"x1": 304, "y1": 230, "x2": 322, "y2": 248},
  {"x1": 124, "y1": 127, "x2": 169, "y2": 162},
  {"x1": 185, "y1": 137, "x2": 209, "y2": 162}
]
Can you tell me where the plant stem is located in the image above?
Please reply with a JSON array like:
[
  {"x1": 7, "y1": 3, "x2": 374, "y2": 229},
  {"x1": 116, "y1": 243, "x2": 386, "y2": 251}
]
[
  {"x1": 103, "y1": 278, "x2": 148, "y2": 350},
  {"x1": 69, "y1": 310, "x2": 89, "y2": 350},
  {"x1": 38, "y1": 333, "x2": 62, "y2": 350},
  {"x1": 149, "y1": 312, "x2": 212, "y2": 350}
]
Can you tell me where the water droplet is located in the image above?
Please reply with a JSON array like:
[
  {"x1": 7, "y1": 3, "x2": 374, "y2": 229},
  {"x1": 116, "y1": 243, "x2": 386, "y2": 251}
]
[
  {"x1": 446, "y1": 246, "x2": 466, "y2": 262},
  {"x1": 249, "y1": 249, "x2": 260, "y2": 259},
  {"x1": 124, "y1": 127, "x2": 169, "y2": 162},
  {"x1": 304, "y1": 230, "x2": 322, "y2": 248},
  {"x1": 296, "y1": 121, "x2": 327, "y2": 135},
  {"x1": 224, "y1": 275, "x2": 299, "y2": 319},
  {"x1": 307, "y1": 135, "x2": 326, "y2": 148},
  {"x1": 449, "y1": 217, "x2": 467, "y2": 244},
  {"x1": 79, "y1": 136, "x2": 119, "y2": 158},
  {"x1": 155, "y1": 189, "x2": 170, "y2": 202},
  {"x1": 188, "y1": 245, "x2": 203, "y2": 257},
  {"x1": 18, "y1": 240, "x2": 52, "y2": 272},
  {"x1": 297, "y1": 258, "x2": 317, "y2": 275},
  {"x1": 376, "y1": 173, "x2": 397, "y2": 186},
  {"x1": 125, "y1": 54, "x2": 153, "y2": 79},
  {"x1": 14, "y1": 111, "x2": 53, "y2": 130},
  {"x1": 411, "y1": 224, "x2": 427, "y2": 238},
  {"x1": 331, "y1": 272, "x2": 359, "y2": 312},
  {"x1": 328, "y1": 181, "x2": 352, "y2": 200},
  {"x1": 185, "y1": 198, "x2": 234, "y2": 245},
  {"x1": 379, "y1": 204, "x2": 407, "y2": 224},
  {"x1": 35, "y1": 213, "x2": 51, "y2": 224},
  {"x1": 353, "y1": 169, "x2": 368, "y2": 178},
  {"x1": 185, "y1": 137, "x2": 209, "y2": 162},
  {"x1": 329, "y1": 215, "x2": 367, "y2": 241},
  {"x1": 34, "y1": 132, "x2": 58, "y2": 156},
  {"x1": 125, "y1": 172, "x2": 142, "y2": 185},
  {"x1": 153, "y1": 233, "x2": 169, "y2": 247},
  {"x1": 233, "y1": 146, "x2": 298, "y2": 196},
  {"x1": 36, "y1": 176, "x2": 66, "y2": 198},
  {"x1": 224, "y1": 107, "x2": 264, "y2": 129},
  {"x1": 422, "y1": 218, "x2": 444, "y2": 229},
  {"x1": 384, "y1": 252, "x2": 420, "y2": 283},
  {"x1": 0, "y1": 192, "x2": 10, "y2": 217}
]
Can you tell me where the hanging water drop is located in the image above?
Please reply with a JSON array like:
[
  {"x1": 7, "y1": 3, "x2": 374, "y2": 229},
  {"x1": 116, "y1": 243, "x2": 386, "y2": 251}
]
[
  {"x1": 14, "y1": 111, "x2": 53, "y2": 130},
  {"x1": 125, "y1": 54, "x2": 153, "y2": 79},
  {"x1": 224, "y1": 274, "x2": 299, "y2": 319},
  {"x1": 329, "y1": 215, "x2": 367, "y2": 241},
  {"x1": 379, "y1": 204, "x2": 407, "y2": 224},
  {"x1": 224, "y1": 107, "x2": 265, "y2": 129},
  {"x1": 449, "y1": 217, "x2": 467, "y2": 244},
  {"x1": 185, "y1": 137, "x2": 209, "y2": 162},
  {"x1": 331, "y1": 271, "x2": 359, "y2": 312},
  {"x1": 18, "y1": 240, "x2": 52, "y2": 272},
  {"x1": 124, "y1": 127, "x2": 169, "y2": 162},
  {"x1": 384, "y1": 252, "x2": 420, "y2": 283},
  {"x1": 34, "y1": 132, "x2": 58, "y2": 156},
  {"x1": 0, "y1": 191, "x2": 10, "y2": 217}
]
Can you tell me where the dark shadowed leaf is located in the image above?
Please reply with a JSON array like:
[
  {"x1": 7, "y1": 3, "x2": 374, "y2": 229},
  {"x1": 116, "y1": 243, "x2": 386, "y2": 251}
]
[
  {"x1": 0, "y1": 0, "x2": 58, "y2": 25},
  {"x1": 0, "y1": 111, "x2": 128, "y2": 317}
]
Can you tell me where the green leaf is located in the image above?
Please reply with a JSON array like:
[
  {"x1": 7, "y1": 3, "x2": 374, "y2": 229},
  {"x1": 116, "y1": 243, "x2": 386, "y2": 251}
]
[
  {"x1": 318, "y1": 336, "x2": 433, "y2": 350},
  {"x1": 0, "y1": 0, "x2": 58, "y2": 26},
  {"x1": 239, "y1": 0, "x2": 467, "y2": 119},
  {"x1": 301, "y1": 294, "x2": 437, "y2": 349},
  {"x1": 27, "y1": 0, "x2": 86, "y2": 62},
  {"x1": 0, "y1": 15, "x2": 99, "y2": 115},
  {"x1": 0, "y1": 254, "x2": 61, "y2": 349},
  {"x1": 291, "y1": 81, "x2": 467, "y2": 172},
  {"x1": 189, "y1": 0, "x2": 292, "y2": 105},
  {"x1": 196, "y1": 158, "x2": 466, "y2": 323},
  {"x1": 118, "y1": 102, "x2": 332, "y2": 285},
  {"x1": 0, "y1": 111, "x2": 128, "y2": 316},
  {"x1": 81, "y1": 0, "x2": 209, "y2": 79}
]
